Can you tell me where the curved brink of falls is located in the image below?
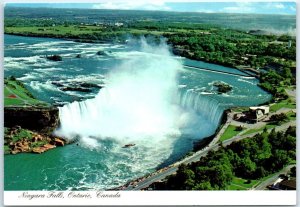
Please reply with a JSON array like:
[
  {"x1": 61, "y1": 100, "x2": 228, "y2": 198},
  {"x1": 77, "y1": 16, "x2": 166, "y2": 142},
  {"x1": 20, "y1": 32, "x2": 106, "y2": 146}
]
[{"x1": 54, "y1": 39, "x2": 223, "y2": 184}]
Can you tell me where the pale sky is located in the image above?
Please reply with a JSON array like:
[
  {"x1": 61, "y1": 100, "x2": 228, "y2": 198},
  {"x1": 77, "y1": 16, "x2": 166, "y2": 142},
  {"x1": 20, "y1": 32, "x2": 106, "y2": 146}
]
[{"x1": 6, "y1": 1, "x2": 297, "y2": 15}]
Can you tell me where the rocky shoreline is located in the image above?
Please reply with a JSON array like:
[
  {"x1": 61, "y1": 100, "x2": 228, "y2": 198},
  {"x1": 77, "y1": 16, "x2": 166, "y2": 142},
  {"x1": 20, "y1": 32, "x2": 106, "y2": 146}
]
[
  {"x1": 5, "y1": 126, "x2": 66, "y2": 155},
  {"x1": 4, "y1": 105, "x2": 65, "y2": 155}
]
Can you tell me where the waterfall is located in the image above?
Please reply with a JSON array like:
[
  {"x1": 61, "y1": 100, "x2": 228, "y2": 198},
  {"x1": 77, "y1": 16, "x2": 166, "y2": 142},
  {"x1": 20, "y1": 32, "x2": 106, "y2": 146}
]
[
  {"x1": 179, "y1": 89, "x2": 223, "y2": 125},
  {"x1": 55, "y1": 39, "x2": 182, "y2": 144},
  {"x1": 55, "y1": 39, "x2": 223, "y2": 146}
]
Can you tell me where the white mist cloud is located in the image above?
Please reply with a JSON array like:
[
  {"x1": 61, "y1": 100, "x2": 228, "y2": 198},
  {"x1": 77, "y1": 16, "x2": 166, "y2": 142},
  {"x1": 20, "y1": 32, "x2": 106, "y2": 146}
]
[
  {"x1": 222, "y1": 6, "x2": 253, "y2": 13},
  {"x1": 221, "y1": 2, "x2": 254, "y2": 13},
  {"x1": 92, "y1": 1, "x2": 171, "y2": 11},
  {"x1": 196, "y1": 9, "x2": 214, "y2": 13},
  {"x1": 275, "y1": 3, "x2": 285, "y2": 9},
  {"x1": 56, "y1": 39, "x2": 182, "y2": 141},
  {"x1": 56, "y1": 38, "x2": 216, "y2": 144},
  {"x1": 289, "y1": 6, "x2": 296, "y2": 11},
  {"x1": 266, "y1": 3, "x2": 286, "y2": 9},
  {"x1": 54, "y1": 38, "x2": 219, "y2": 180}
]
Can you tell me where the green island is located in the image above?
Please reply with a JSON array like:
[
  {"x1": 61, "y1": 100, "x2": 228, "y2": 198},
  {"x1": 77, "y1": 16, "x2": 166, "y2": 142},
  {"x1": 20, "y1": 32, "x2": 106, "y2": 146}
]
[{"x1": 213, "y1": 81, "x2": 232, "y2": 94}]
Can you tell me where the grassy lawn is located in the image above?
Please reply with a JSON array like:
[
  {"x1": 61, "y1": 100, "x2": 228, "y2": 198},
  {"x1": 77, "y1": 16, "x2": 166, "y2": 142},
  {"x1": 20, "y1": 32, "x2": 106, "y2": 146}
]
[
  {"x1": 242, "y1": 123, "x2": 277, "y2": 136},
  {"x1": 228, "y1": 163, "x2": 296, "y2": 191},
  {"x1": 232, "y1": 106, "x2": 249, "y2": 113},
  {"x1": 228, "y1": 173, "x2": 276, "y2": 190},
  {"x1": 4, "y1": 145, "x2": 10, "y2": 154},
  {"x1": 4, "y1": 95, "x2": 24, "y2": 105},
  {"x1": 4, "y1": 79, "x2": 48, "y2": 107},
  {"x1": 227, "y1": 185, "x2": 246, "y2": 190},
  {"x1": 242, "y1": 126, "x2": 264, "y2": 135},
  {"x1": 270, "y1": 99, "x2": 296, "y2": 112},
  {"x1": 227, "y1": 176, "x2": 259, "y2": 190},
  {"x1": 220, "y1": 125, "x2": 242, "y2": 142},
  {"x1": 286, "y1": 111, "x2": 296, "y2": 121}
]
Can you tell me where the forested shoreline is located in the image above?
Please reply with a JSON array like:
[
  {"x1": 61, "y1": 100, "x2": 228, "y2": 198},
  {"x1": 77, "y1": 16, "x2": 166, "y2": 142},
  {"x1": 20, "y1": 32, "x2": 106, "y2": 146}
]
[
  {"x1": 5, "y1": 17, "x2": 296, "y2": 72},
  {"x1": 151, "y1": 126, "x2": 296, "y2": 190}
]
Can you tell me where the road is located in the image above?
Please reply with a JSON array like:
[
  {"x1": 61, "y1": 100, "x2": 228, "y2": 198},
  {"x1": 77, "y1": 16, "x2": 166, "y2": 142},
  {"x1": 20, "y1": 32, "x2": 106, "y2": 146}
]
[
  {"x1": 183, "y1": 65, "x2": 255, "y2": 78},
  {"x1": 125, "y1": 120, "x2": 295, "y2": 191},
  {"x1": 6, "y1": 86, "x2": 26, "y2": 103},
  {"x1": 254, "y1": 165, "x2": 295, "y2": 190},
  {"x1": 285, "y1": 88, "x2": 296, "y2": 100},
  {"x1": 5, "y1": 85, "x2": 33, "y2": 106}
]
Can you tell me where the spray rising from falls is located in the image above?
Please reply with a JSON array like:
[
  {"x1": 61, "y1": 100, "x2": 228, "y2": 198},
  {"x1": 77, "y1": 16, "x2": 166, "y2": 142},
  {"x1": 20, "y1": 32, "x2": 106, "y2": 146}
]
[{"x1": 55, "y1": 39, "x2": 223, "y2": 151}]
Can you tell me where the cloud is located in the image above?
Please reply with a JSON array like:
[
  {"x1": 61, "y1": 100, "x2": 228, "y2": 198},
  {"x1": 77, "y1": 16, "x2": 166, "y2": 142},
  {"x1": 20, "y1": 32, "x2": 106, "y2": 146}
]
[
  {"x1": 222, "y1": 6, "x2": 253, "y2": 13},
  {"x1": 220, "y1": 2, "x2": 254, "y2": 13},
  {"x1": 289, "y1": 6, "x2": 296, "y2": 11},
  {"x1": 223, "y1": 7, "x2": 240, "y2": 12},
  {"x1": 92, "y1": 1, "x2": 171, "y2": 11},
  {"x1": 196, "y1": 9, "x2": 214, "y2": 13},
  {"x1": 266, "y1": 3, "x2": 286, "y2": 9},
  {"x1": 274, "y1": 3, "x2": 285, "y2": 9}
]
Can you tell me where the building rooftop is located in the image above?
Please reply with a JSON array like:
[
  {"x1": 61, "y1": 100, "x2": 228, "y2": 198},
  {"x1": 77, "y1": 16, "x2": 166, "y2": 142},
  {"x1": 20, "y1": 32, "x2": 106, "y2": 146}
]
[
  {"x1": 279, "y1": 179, "x2": 296, "y2": 190},
  {"x1": 249, "y1": 106, "x2": 269, "y2": 111}
]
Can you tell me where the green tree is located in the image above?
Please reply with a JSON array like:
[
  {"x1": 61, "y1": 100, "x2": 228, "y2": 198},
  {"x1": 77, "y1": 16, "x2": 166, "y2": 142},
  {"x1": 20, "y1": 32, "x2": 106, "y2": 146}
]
[
  {"x1": 269, "y1": 150, "x2": 290, "y2": 171},
  {"x1": 236, "y1": 157, "x2": 257, "y2": 178},
  {"x1": 255, "y1": 166, "x2": 267, "y2": 178},
  {"x1": 282, "y1": 67, "x2": 293, "y2": 79},
  {"x1": 170, "y1": 164, "x2": 196, "y2": 190},
  {"x1": 270, "y1": 113, "x2": 288, "y2": 123},
  {"x1": 285, "y1": 126, "x2": 296, "y2": 137},
  {"x1": 192, "y1": 181, "x2": 213, "y2": 190},
  {"x1": 208, "y1": 164, "x2": 233, "y2": 189},
  {"x1": 290, "y1": 166, "x2": 296, "y2": 177}
]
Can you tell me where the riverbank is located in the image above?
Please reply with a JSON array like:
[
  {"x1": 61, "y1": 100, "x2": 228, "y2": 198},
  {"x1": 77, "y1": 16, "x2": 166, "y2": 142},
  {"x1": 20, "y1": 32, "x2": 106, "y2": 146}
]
[
  {"x1": 5, "y1": 33, "x2": 293, "y2": 108},
  {"x1": 5, "y1": 19, "x2": 296, "y2": 73},
  {"x1": 4, "y1": 126, "x2": 66, "y2": 154},
  {"x1": 120, "y1": 113, "x2": 296, "y2": 190},
  {"x1": 4, "y1": 77, "x2": 64, "y2": 155},
  {"x1": 113, "y1": 86, "x2": 296, "y2": 190},
  {"x1": 5, "y1": 32, "x2": 288, "y2": 191},
  {"x1": 3, "y1": 33, "x2": 250, "y2": 75}
]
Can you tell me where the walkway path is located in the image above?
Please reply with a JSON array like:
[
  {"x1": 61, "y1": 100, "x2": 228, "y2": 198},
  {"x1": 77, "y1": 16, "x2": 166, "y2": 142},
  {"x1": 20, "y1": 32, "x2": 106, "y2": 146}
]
[
  {"x1": 5, "y1": 85, "x2": 32, "y2": 106},
  {"x1": 229, "y1": 107, "x2": 295, "y2": 135},
  {"x1": 285, "y1": 88, "x2": 296, "y2": 100},
  {"x1": 183, "y1": 65, "x2": 256, "y2": 78}
]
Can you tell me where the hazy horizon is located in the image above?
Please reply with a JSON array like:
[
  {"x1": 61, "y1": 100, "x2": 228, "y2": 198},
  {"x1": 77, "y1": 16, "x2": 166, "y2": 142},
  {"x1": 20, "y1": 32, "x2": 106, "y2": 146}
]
[{"x1": 5, "y1": 2, "x2": 296, "y2": 15}]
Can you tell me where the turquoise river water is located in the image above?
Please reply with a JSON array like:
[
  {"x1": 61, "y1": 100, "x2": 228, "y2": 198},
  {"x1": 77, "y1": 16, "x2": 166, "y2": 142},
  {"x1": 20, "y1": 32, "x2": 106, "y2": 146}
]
[{"x1": 4, "y1": 34, "x2": 271, "y2": 190}]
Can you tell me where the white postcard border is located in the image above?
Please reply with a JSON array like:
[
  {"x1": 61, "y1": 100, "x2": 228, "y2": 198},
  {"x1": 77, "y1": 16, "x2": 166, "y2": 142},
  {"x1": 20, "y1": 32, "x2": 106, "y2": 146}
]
[
  {"x1": 1, "y1": 1, "x2": 299, "y2": 206},
  {"x1": 4, "y1": 191, "x2": 297, "y2": 206}
]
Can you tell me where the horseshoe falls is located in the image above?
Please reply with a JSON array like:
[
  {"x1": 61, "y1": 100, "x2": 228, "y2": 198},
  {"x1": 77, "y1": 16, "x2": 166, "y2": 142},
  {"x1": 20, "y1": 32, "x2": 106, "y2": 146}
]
[{"x1": 4, "y1": 35, "x2": 271, "y2": 190}]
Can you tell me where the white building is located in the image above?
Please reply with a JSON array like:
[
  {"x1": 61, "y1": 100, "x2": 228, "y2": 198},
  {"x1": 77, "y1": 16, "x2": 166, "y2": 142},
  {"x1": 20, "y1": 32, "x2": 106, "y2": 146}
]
[{"x1": 248, "y1": 106, "x2": 270, "y2": 122}]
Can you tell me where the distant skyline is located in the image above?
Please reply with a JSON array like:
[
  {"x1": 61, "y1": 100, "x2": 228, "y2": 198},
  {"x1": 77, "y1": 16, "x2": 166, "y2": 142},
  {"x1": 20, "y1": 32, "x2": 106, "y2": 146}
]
[{"x1": 6, "y1": 1, "x2": 296, "y2": 15}]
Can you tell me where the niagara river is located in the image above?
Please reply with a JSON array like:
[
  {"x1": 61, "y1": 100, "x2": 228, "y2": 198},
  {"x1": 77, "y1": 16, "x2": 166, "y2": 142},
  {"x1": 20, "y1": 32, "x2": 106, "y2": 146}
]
[{"x1": 4, "y1": 34, "x2": 271, "y2": 190}]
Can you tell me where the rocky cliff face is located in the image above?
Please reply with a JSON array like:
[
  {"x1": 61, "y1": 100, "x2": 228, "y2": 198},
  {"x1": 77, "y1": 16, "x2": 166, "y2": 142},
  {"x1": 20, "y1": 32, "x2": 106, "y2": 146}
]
[{"x1": 4, "y1": 107, "x2": 60, "y2": 133}]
